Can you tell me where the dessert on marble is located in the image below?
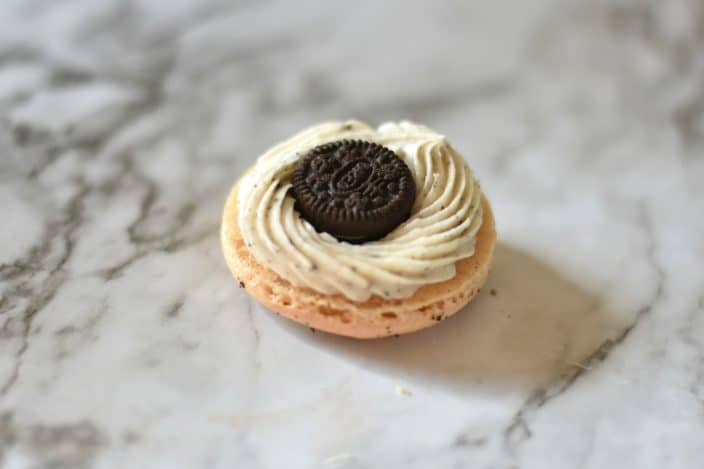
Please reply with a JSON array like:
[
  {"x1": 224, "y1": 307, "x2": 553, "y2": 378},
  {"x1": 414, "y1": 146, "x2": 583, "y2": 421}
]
[{"x1": 221, "y1": 120, "x2": 496, "y2": 338}]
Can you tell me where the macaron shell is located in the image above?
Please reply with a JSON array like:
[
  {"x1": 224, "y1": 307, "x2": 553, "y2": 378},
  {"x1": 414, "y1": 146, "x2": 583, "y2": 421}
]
[{"x1": 221, "y1": 179, "x2": 497, "y2": 339}]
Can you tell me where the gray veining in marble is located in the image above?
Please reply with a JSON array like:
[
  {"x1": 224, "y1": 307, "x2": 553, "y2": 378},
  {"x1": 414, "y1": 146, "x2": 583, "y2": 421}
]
[{"x1": 1, "y1": 0, "x2": 703, "y2": 468}]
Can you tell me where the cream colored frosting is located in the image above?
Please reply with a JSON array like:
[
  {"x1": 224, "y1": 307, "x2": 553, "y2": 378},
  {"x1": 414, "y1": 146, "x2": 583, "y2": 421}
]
[{"x1": 237, "y1": 120, "x2": 483, "y2": 302}]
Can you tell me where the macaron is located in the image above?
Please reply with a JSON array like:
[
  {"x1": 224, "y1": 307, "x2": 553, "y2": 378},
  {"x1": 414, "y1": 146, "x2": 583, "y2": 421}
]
[{"x1": 221, "y1": 120, "x2": 496, "y2": 339}]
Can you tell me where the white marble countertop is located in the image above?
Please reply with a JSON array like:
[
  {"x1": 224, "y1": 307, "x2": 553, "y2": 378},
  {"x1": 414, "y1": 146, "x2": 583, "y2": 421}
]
[{"x1": 1, "y1": 0, "x2": 703, "y2": 468}]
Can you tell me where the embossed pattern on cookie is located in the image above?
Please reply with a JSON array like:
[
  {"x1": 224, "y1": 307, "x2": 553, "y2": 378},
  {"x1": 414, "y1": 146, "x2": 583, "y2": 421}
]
[{"x1": 292, "y1": 140, "x2": 416, "y2": 243}]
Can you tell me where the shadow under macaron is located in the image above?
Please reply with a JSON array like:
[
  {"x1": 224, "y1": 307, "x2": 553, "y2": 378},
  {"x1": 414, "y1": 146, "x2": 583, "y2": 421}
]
[{"x1": 269, "y1": 242, "x2": 627, "y2": 395}]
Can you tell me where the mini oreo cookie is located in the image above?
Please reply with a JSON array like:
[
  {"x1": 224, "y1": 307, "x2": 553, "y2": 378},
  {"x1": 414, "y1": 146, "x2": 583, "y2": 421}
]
[{"x1": 292, "y1": 140, "x2": 416, "y2": 243}]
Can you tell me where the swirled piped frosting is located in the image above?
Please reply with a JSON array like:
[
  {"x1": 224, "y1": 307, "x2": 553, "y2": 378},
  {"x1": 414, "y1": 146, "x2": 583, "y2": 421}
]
[{"x1": 237, "y1": 120, "x2": 483, "y2": 302}]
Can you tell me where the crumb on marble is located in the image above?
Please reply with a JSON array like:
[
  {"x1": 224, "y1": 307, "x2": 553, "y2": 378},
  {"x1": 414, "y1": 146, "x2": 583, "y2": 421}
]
[{"x1": 395, "y1": 385, "x2": 412, "y2": 396}]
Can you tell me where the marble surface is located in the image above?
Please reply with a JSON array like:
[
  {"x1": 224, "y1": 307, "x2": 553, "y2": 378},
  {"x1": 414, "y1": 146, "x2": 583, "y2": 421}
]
[{"x1": 1, "y1": 0, "x2": 703, "y2": 468}]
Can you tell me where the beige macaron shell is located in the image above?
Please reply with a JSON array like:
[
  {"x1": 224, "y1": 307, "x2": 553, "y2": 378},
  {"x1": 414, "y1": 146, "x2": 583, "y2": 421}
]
[{"x1": 221, "y1": 180, "x2": 497, "y2": 339}]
